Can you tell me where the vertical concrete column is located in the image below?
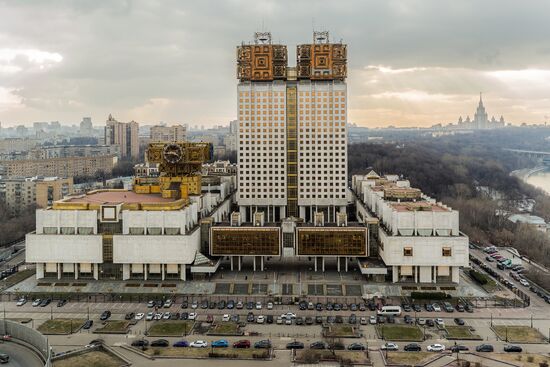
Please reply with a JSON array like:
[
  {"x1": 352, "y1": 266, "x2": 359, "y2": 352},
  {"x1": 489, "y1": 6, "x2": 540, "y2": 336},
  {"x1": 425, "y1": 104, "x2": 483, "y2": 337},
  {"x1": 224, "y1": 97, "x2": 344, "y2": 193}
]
[
  {"x1": 433, "y1": 266, "x2": 437, "y2": 283},
  {"x1": 93, "y1": 264, "x2": 99, "y2": 280},
  {"x1": 57, "y1": 263, "x2": 62, "y2": 280},
  {"x1": 451, "y1": 267, "x2": 459, "y2": 283},
  {"x1": 253, "y1": 256, "x2": 256, "y2": 272},
  {"x1": 36, "y1": 263, "x2": 44, "y2": 279},
  {"x1": 181, "y1": 264, "x2": 186, "y2": 281},
  {"x1": 299, "y1": 207, "x2": 306, "y2": 219},
  {"x1": 239, "y1": 206, "x2": 247, "y2": 222},
  {"x1": 322, "y1": 257, "x2": 325, "y2": 272},
  {"x1": 392, "y1": 266, "x2": 398, "y2": 283},
  {"x1": 122, "y1": 264, "x2": 130, "y2": 280},
  {"x1": 144, "y1": 265, "x2": 148, "y2": 281},
  {"x1": 414, "y1": 266, "x2": 418, "y2": 283},
  {"x1": 230, "y1": 256, "x2": 234, "y2": 271},
  {"x1": 314, "y1": 257, "x2": 318, "y2": 272},
  {"x1": 238, "y1": 256, "x2": 242, "y2": 271},
  {"x1": 280, "y1": 206, "x2": 286, "y2": 220},
  {"x1": 260, "y1": 256, "x2": 264, "y2": 271},
  {"x1": 161, "y1": 264, "x2": 165, "y2": 281},
  {"x1": 75, "y1": 264, "x2": 79, "y2": 280},
  {"x1": 337, "y1": 257, "x2": 341, "y2": 272},
  {"x1": 345, "y1": 257, "x2": 348, "y2": 272}
]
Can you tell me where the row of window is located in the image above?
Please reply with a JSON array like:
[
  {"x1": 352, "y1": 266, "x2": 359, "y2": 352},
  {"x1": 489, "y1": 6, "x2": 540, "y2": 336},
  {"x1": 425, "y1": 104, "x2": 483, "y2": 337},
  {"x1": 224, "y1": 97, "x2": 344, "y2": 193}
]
[
  {"x1": 403, "y1": 247, "x2": 452, "y2": 257},
  {"x1": 43, "y1": 227, "x2": 94, "y2": 235}
]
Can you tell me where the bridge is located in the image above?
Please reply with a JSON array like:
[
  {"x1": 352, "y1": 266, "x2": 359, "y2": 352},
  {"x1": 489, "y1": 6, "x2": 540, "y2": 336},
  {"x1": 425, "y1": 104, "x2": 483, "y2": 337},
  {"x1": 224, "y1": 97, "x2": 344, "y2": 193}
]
[{"x1": 505, "y1": 149, "x2": 550, "y2": 166}]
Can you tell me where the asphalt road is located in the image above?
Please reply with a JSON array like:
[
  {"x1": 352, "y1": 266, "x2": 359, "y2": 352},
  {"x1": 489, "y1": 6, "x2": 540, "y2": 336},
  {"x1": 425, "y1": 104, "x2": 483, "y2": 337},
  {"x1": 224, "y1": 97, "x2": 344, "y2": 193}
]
[{"x1": 0, "y1": 342, "x2": 43, "y2": 367}]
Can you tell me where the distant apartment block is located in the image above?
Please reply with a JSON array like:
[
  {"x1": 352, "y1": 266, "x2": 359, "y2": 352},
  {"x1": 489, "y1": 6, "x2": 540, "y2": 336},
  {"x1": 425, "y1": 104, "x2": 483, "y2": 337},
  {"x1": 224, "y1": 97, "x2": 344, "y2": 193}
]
[
  {"x1": 0, "y1": 138, "x2": 40, "y2": 153},
  {"x1": 0, "y1": 155, "x2": 117, "y2": 178},
  {"x1": 105, "y1": 114, "x2": 139, "y2": 158},
  {"x1": 150, "y1": 124, "x2": 186, "y2": 142}
]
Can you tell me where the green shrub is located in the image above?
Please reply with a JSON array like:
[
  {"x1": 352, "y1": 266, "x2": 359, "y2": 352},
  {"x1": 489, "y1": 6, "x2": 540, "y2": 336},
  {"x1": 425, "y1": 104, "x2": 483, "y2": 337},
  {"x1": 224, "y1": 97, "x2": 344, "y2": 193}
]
[
  {"x1": 469, "y1": 269, "x2": 488, "y2": 285},
  {"x1": 410, "y1": 291, "x2": 450, "y2": 300}
]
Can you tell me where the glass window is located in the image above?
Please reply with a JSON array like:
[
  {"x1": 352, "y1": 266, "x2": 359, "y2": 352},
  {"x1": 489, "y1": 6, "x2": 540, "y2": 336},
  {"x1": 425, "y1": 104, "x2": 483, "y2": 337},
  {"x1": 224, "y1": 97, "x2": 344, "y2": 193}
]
[
  {"x1": 404, "y1": 247, "x2": 413, "y2": 256},
  {"x1": 442, "y1": 247, "x2": 452, "y2": 257}
]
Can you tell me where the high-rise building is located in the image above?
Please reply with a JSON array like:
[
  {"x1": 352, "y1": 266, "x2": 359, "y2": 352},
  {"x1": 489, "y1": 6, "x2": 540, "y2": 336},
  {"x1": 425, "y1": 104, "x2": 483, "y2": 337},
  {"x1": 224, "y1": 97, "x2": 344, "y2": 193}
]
[
  {"x1": 105, "y1": 114, "x2": 139, "y2": 158},
  {"x1": 454, "y1": 93, "x2": 506, "y2": 130},
  {"x1": 150, "y1": 124, "x2": 186, "y2": 142},
  {"x1": 80, "y1": 117, "x2": 94, "y2": 136},
  {"x1": 236, "y1": 31, "x2": 347, "y2": 223}
]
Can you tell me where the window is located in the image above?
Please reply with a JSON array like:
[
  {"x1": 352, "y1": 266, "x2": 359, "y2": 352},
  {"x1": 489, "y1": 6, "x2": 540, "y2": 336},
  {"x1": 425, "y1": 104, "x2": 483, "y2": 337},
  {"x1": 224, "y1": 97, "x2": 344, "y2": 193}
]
[
  {"x1": 129, "y1": 227, "x2": 145, "y2": 235},
  {"x1": 78, "y1": 227, "x2": 94, "y2": 235},
  {"x1": 60, "y1": 227, "x2": 75, "y2": 235},
  {"x1": 147, "y1": 227, "x2": 162, "y2": 235},
  {"x1": 442, "y1": 247, "x2": 452, "y2": 257},
  {"x1": 403, "y1": 247, "x2": 413, "y2": 256},
  {"x1": 43, "y1": 227, "x2": 58, "y2": 234}
]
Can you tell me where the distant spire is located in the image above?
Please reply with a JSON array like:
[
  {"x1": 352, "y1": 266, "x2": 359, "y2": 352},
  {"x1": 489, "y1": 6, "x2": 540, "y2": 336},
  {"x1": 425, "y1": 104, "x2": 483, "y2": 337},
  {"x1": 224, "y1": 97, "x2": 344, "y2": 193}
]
[{"x1": 479, "y1": 92, "x2": 483, "y2": 106}]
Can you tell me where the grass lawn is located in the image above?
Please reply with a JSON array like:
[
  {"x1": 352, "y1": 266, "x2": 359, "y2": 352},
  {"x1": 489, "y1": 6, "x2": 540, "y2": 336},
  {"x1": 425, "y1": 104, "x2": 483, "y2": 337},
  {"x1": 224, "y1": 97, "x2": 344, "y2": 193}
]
[
  {"x1": 445, "y1": 326, "x2": 481, "y2": 340},
  {"x1": 295, "y1": 350, "x2": 368, "y2": 364},
  {"x1": 37, "y1": 318, "x2": 86, "y2": 335},
  {"x1": 147, "y1": 321, "x2": 195, "y2": 336},
  {"x1": 377, "y1": 325, "x2": 423, "y2": 341},
  {"x1": 94, "y1": 320, "x2": 131, "y2": 334},
  {"x1": 493, "y1": 326, "x2": 547, "y2": 343},
  {"x1": 144, "y1": 347, "x2": 269, "y2": 359},
  {"x1": 53, "y1": 350, "x2": 125, "y2": 367},
  {"x1": 494, "y1": 353, "x2": 550, "y2": 367},
  {"x1": 324, "y1": 325, "x2": 359, "y2": 337},
  {"x1": 386, "y1": 352, "x2": 433, "y2": 365},
  {"x1": 207, "y1": 323, "x2": 243, "y2": 335}
]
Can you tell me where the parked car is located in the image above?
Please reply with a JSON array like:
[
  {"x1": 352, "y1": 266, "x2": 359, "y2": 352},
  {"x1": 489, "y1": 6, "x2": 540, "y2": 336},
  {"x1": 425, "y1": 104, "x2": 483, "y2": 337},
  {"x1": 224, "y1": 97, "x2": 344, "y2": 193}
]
[
  {"x1": 217, "y1": 300, "x2": 226, "y2": 309},
  {"x1": 222, "y1": 314, "x2": 230, "y2": 322},
  {"x1": 163, "y1": 299, "x2": 173, "y2": 308},
  {"x1": 162, "y1": 312, "x2": 171, "y2": 320},
  {"x1": 236, "y1": 301, "x2": 243, "y2": 309},
  {"x1": 191, "y1": 301, "x2": 198, "y2": 309},
  {"x1": 151, "y1": 339, "x2": 169, "y2": 347},
  {"x1": 124, "y1": 312, "x2": 135, "y2": 320},
  {"x1": 432, "y1": 303, "x2": 441, "y2": 312},
  {"x1": 57, "y1": 299, "x2": 67, "y2": 307},
  {"x1": 427, "y1": 344, "x2": 446, "y2": 352},
  {"x1": 267, "y1": 302, "x2": 273, "y2": 310},
  {"x1": 310, "y1": 341, "x2": 326, "y2": 349},
  {"x1": 146, "y1": 312, "x2": 154, "y2": 321},
  {"x1": 426, "y1": 319, "x2": 435, "y2": 327},
  {"x1": 16, "y1": 297, "x2": 27, "y2": 306},
  {"x1": 464, "y1": 304, "x2": 474, "y2": 313},
  {"x1": 131, "y1": 339, "x2": 149, "y2": 347},
  {"x1": 39, "y1": 298, "x2": 51, "y2": 307},
  {"x1": 504, "y1": 345, "x2": 522, "y2": 353},
  {"x1": 425, "y1": 304, "x2": 434, "y2": 312},
  {"x1": 454, "y1": 318, "x2": 465, "y2": 325},
  {"x1": 147, "y1": 300, "x2": 155, "y2": 308},
  {"x1": 211, "y1": 339, "x2": 229, "y2": 348},
  {"x1": 256, "y1": 315, "x2": 265, "y2": 324},
  {"x1": 305, "y1": 316, "x2": 313, "y2": 325},
  {"x1": 181, "y1": 301, "x2": 188, "y2": 309},
  {"x1": 254, "y1": 340, "x2": 272, "y2": 349},
  {"x1": 154, "y1": 313, "x2": 162, "y2": 320},
  {"x1": 188, "y1": 312, "x2": 197, "y2": 320},
  {"x1": 247, "y1": 312, "x2": 255, "y2": 323},
  {"x1": 180, "y1": 312, "x2": 189, "y2": 320},
  {"x1": 135, "y1": 313, "x2": 145, "y2": 320},
  {"x1": 450, "y1": 345, "x2": 469, "y2": 353},
  {"x1": 380, "y1": 343, "x2": 399, "y2": 351},
  {"x1": 276, "y1": 316, "x2": 283, "y2": 324},
  {"x1": 100, "y1": 311, "x2": 111, "y2": 321},
  {"x1": 226, "y1": 300, "x2": 234, "y2": 309},
  {"x1": 456, "y1": 304, "x2": 465, "y2": 312},
  {"x1": 82, "y1": 320, "x2": 93, "y2": 329},
  {"x1": 404, "y1": 343, "x2": 422, "y2": 352},
  {"x1": 286, "y1": 341, "x2": 304, "y2": 349},
  {"x1": 295, "y1": 317, "x2": 304, "y2": 325},
  {"x1": 347, "y1": 343, "x2": 365, "y2": 351},
  {"x1": 435, "y1": 318, "x2": 445, "y2": 327},
  {"x1": 443, "y1": 302, "x2": 454, "y2": 312},
  {"x1": 266, "y1": 315, "x2": 274, "y2": 324},
  {"x1": 173, "y1": 340, "x2": 189, "y2": 347},
  {"x1": 476, "y1": 344, "x2": 494, "y2": 352},
  {"x1": 360, "y1": 317, "x2": 367, "y2": 325},
  {"x1": 402, "y1": 303, "x2": 412, "y2": 312},
  {"x1": 206, "y1": 314, "x2": 213, "y2": 323},
  {"x1": 0, "y1": 353, "x2": 9, "y2": 364},
  {"x1": 369, "y1": 315, "x2": 377, "y2": 324},
  {"x1": 233, "y1": 340, "x2": 251, "y2": 348},
  {"x1": 190, "y1": 340, "x2": 208, "y2": 348}
]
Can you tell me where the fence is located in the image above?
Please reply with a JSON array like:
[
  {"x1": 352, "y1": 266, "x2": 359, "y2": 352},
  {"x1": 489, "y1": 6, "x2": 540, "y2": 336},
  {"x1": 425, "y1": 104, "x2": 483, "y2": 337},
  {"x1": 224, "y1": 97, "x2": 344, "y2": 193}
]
[{"x1": 0, "y1": 319, "x2": 52, "y2": 366}]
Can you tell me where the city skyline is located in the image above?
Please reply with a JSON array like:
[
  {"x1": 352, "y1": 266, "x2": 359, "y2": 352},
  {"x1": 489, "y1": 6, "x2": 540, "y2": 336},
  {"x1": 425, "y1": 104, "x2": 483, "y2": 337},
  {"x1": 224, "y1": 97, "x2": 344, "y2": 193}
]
[{"x1": 1, "y1": 1, "x2": 550, "y2": 128}]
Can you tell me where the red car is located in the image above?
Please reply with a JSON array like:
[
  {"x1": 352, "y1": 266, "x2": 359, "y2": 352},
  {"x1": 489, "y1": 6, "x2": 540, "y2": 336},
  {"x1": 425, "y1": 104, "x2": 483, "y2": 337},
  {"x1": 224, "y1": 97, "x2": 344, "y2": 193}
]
[
  {"x1": 233, "y1": 340, "x2": 251, "y2": 348},
  {"x1": 206, "y1": 315, "x2": 214, "y2": 323}
]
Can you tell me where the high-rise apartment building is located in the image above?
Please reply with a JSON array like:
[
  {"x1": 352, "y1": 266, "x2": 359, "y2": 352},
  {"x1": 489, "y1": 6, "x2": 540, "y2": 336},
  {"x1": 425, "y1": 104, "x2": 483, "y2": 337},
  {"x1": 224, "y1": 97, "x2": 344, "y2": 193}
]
[
  {"x1": 105, "y1": 114, "x2": 139, "y2": 158},
  {"x1": 150, "y1": 124, "x2": 186, "y2": 142},
  {"x1": 236, "y1": 31, "x2": 347, "y2": 223}
]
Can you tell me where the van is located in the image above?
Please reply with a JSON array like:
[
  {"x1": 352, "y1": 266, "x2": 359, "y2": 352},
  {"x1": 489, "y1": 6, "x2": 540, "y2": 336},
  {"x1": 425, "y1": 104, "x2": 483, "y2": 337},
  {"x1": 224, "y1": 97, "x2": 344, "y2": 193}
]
[{"x1": 377, "y1": 306, "x2": 402, "y2": 316}]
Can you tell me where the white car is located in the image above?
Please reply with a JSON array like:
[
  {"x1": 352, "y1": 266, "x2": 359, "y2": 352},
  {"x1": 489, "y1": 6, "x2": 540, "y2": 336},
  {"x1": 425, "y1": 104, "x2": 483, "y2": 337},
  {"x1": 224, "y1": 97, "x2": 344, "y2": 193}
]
[
  {"x1": 255, "y1": 301, "x2": 262, "y2": 310},
  {"x1": 146, "y1": 312, "x2": 154, "y2": 321},
  {"x1": 188, "y1": 312, "x2": 197, "y2": 320},
  {"x1": 267, "y1": 302, "x2": 274, "y2": 310},
  {"x1": 147, "y1": 300, "x2": 155, "y2": 308},
  {"x1": 432, "y1": 303, "x2": 441, "y2": 312},
  {"x1": 154, "y1": 313, "x2": 162, "y2": 320},
  {"x1": 519, "y1": 279, "x2": 529, "y2": 287},
  {"x1": 135, "y1": 313, "x2": 145, "y2": 320},
  {"x1": 360, "y1": 317, "x2": 367, "y2": 325},
  {"x1": 191, "y1": 301, "x2": 198, "y2": 309},
  {"x1": 222, "y1": 314, "x2": 230, "y2": 322},
  {"x1": 369, "y1": 316, "x2": 377, "y2": 324},
  {"x1": 236, "y1": 301, "x2": 244, "y2": 309},
  {"x1": 164, "y1": 299, "x2": 173, "y2": 308},
  {"x1": 435, "y1": 318, "x2": 445, "y2": 327},
  {"x1": 276, "y1": 317, "x2": 283, "y2": 324},
  {"x1": 281, "y1": 312, "x2": 296, "y2": 320},
  {"x1": 380, "y1": 343, "x2": 399, "y2": 351},
  {"x1": 190, "y1": 340, "x2": 208, "y2": 348},
  {"x1": 162, "y1": 312, "x2": 171, "y2": 320},
  {"x1": 32, "y1": 299, "x2": 41, "y2": 307},
  {"x1": 427, "y1": 344, "x2": 446, "y2": 352},
  {"x1": 16, "y1": 298, "x2": 27, "y2": 306},
  {"x1": 256, "y1": 315, "x2": 265, "y2": 324},
  {"x1": 285, "y1": 318, "x2": 292, "y2": 325}
]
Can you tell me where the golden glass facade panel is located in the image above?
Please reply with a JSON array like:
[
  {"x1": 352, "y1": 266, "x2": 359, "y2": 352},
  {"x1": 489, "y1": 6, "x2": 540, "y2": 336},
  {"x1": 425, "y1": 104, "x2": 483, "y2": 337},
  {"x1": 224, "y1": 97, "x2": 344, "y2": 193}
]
[
  {"x1": 211, "y1": 227, "x2": 280, "y2": 256},
  {"x1": 297, "y1": 228, "x2": 367, "y2": 256}
]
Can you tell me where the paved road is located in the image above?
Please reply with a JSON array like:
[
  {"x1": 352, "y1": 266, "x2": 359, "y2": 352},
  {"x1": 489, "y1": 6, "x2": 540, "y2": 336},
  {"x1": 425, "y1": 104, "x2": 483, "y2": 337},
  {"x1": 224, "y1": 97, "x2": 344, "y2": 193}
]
[{"x1": 0, "y1": 342, "x2": 43, "y2": 367}]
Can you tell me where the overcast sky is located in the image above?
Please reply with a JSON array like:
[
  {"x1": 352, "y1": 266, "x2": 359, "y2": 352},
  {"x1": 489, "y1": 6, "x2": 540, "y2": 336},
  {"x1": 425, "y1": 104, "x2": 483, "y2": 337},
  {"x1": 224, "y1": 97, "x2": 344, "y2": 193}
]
[{"x1": 1, "y1": 0, "x2": 550, "y2": 128}]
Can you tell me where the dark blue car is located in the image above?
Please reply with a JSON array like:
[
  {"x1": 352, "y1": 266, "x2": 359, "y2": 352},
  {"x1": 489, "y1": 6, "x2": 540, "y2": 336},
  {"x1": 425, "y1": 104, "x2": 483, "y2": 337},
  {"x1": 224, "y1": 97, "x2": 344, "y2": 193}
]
[{"x1": 173, "y1": 340, "x2": 189, "y2": 347}]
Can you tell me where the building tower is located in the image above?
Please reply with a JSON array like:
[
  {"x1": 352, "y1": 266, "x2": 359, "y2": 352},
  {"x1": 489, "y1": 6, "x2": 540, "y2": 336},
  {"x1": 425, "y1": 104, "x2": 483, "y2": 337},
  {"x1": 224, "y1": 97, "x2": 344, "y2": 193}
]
[
  {"x1": 473, "y1": 92, "x2": 488, "y2": 129},
  {"x1": 105, "y1": 114, "x2": 140, "y2": 158},
  {"x1": 236, "y1": 31, "x2": 347, "y2": 223}
]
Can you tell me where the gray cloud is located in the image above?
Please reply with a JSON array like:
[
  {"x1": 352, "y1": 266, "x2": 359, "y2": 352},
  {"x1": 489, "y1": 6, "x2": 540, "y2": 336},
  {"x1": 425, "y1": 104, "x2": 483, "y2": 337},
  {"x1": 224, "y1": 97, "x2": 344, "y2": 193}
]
[{"x1": 0, "y1": 0, "x2": 550, "y2": 127}]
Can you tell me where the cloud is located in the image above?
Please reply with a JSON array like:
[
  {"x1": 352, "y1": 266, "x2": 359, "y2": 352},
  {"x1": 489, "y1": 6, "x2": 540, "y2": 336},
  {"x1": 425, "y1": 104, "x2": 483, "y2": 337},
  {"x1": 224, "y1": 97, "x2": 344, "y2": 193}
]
[{"x1": 0, "y1": 0, "x2": 549, "y2": 127}]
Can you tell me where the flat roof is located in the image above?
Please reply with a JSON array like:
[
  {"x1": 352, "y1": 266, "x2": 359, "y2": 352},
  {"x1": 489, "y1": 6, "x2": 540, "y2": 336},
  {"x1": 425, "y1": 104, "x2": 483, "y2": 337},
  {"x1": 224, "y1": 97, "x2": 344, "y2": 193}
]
[
  {"x1": 65, "y1": 190, "x2": 176, "y2": 204},
  {"x1": 391, "y1": 201, "x2": 449, "y2": 212}
]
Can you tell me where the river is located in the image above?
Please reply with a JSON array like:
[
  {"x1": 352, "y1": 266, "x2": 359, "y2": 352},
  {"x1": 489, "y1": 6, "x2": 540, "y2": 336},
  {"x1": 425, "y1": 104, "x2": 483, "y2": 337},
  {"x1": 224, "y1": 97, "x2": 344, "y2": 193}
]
[{"x1": 524, "y1": 169, "x2": 550, "y2": 195}]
